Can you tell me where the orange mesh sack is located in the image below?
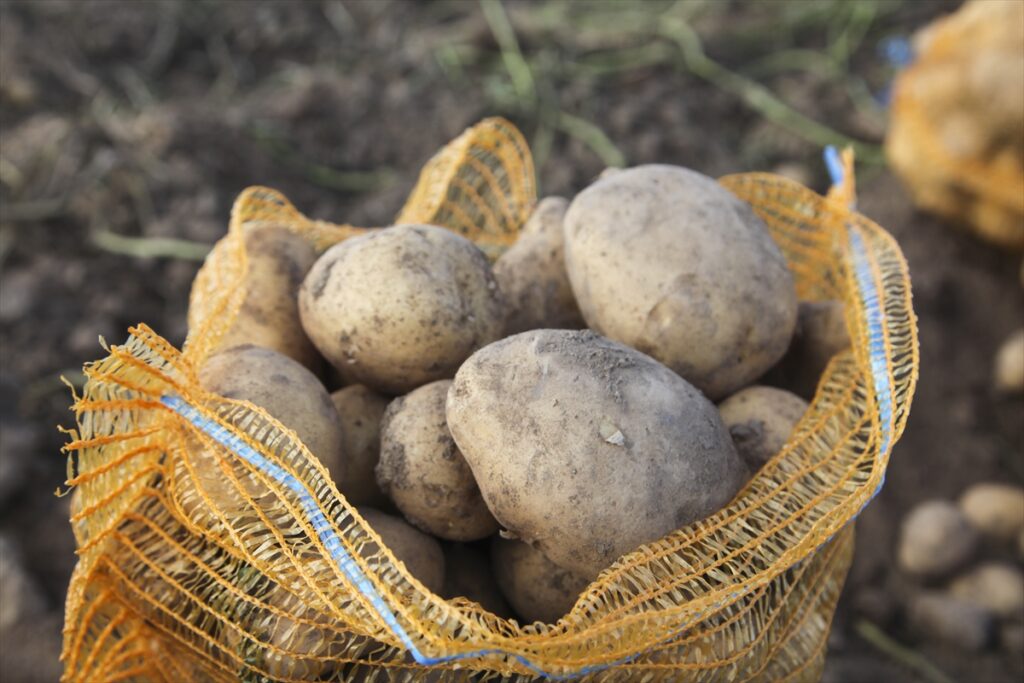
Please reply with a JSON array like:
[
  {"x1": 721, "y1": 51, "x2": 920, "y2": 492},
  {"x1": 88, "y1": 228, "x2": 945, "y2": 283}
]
[
  {"x1": 61, "y1": 119, "x2": 918, "y2": 682},
  {"x1": 886, "y1": 0, "x2": 1024, "y2": 249}
]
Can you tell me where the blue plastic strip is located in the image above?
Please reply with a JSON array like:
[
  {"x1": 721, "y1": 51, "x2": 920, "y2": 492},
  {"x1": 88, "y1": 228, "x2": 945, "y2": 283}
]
[
  {"x1": 824, "y1": 147, "x2": 895, "y2": 510},
  {"x1": 824, "y1": 146, "x2": 845, "y2": 190},
  {"x1": 879, "y1": 36, "x2": 914, "y2": 69}
]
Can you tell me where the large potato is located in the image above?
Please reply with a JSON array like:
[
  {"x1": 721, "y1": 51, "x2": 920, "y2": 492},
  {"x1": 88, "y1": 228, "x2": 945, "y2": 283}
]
[
  {"x1": 358, "y1": 508, "x2": 445, "y2": 594},
  {"x1": 298, "y1": 225, "x2": 506, "y2": 395},
  {"x1": 199, "y1": 344, "x2": 346, "y2": 484},
  {"x1": 213, "y1": 225, "x2": 319, "y2": 369},
  {"x1": 447, "y1": 329, "x2": 748, "y2": 579},
  {"x1": 491, "y1": 537, "x2": 590, "y2": 624},
  {"x1": 493, "y1": 197, "x2": 585, "y2": 334},
  {"x1": 331, "y1": 385, "x2": 389, "y2": 507},
  {"x1": 563, "y1": 165, "x2": 797, "y2": 400},
  {"x1": 441, "y1": 544, "x2": 512, "y2": 618},
  {"x1": 718, "y1": 385, "x2": 808, "y2": 470},
  {"x1": 377, "y1": 380, "x2": 498, "y2": 542}
]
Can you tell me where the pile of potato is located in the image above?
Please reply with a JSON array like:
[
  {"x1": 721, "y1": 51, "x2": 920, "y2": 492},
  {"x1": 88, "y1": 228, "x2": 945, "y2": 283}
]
[
  {"x1": 192, "y1": 164, "x2": 850, "y2": 675},
  {"x1": 886, "y1": 0, "x2": 1024, "y2": 248}
]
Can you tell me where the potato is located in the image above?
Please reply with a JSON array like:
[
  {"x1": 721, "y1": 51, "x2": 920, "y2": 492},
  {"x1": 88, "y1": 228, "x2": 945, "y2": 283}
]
[
  {"x1": 377, "y1": 380, "x2": 498, "y2": 542},
  {"x1": 298, "y1": 225, "x2": 506, "y2": 395},
  {"x1": 213, "y1": 225, "x2": 319, "y2": 369},
  {"x1": 493, "y1": 197, "x2": 585, "y2": 334},
  {"x1": 228, "y1": 583, "x2": 341, "y2": 681},
  {"x1": 199, "y1": 344, "x2": 346, "y2": 484},
  {"x1": 447, "y1": 329, "x2": 748, "y2": 579},
  {"x1": 563, "y1": 165, "x2": 797, "y2": 400},
  {"x1": 994, "y1": 328, "x2": 1024, "y2": 394},
  {"x1": 491, "y1": 537, "x2": 590, "y2": 624},
  {"x1": 718, "y1": 386, "x2": 808, "y2": 470},
  {"x1": 358, "y1": 508, "x2": 445, "y2": 594},
  {"x1": 764, "y1": 300, "x2": 851, "y2": 399},
  {"x1": 441, "y1": 544, "x2": 513, "y2": 618},
  {"x1": 331, "y1": 385, "x2": 389, "y2": 507}
]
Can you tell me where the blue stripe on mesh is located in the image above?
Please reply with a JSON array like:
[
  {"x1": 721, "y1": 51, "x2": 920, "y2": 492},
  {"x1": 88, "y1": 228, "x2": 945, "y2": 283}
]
[{"x1": 823, "y1": 148, "x2": 894, "y2": 513}]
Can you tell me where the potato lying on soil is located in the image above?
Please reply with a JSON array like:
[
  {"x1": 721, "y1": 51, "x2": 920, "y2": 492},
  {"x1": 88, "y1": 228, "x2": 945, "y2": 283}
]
[
  {"x1": 563, "y1": 165, "x2": 797, "y2": 400},
  {"x1": 331, "y1": 385, "x2": 390, "y2": 507},
  {"x1": 493, "y1": 197, "x2": 585, "y2": 334},
  {"x1": 298, "y1": 224, "x2": 506, "y2": 395},
  {"x1": 441, "y1": 544, "x2": 513, "y2": 618},
  {"x1": 377, "y1": 380, "x2": 498, "y2": 542},
  {"x1": 212, "y1": 225, "x2": 320, "y2": 369},
  {"x1": 764, "y1": 300, "x2": 851, "y2": 399},
  {"x1": 358, "y1": 508, "x2": 445, "y2": 594},
  {"x1": 199, "y1": 344, "x2": 346, "y2": 483},
  {"x1": 491, "y1": 537, "x2": 590, "y2": 624},
  {"x1": 447, "y1": 329, "x2": 748, "y2": 579},
  {"x1": 718, "y1": 385, "x2": 809, "y2": 471}
]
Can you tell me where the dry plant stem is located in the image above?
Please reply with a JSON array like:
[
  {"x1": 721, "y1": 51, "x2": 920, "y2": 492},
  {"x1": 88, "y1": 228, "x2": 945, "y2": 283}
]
[{"x1": 854, "y1": 620, "x2": 956, "y2": 683}]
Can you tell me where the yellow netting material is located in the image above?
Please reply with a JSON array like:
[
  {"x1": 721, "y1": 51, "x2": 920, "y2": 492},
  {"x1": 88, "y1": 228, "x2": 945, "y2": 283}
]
[
  {"x1": 885, "y1": 0, "x2": 1024, "y2": 248},
  {"x1": 61, "y1": 119, "x2": 918, "y2": 682}
]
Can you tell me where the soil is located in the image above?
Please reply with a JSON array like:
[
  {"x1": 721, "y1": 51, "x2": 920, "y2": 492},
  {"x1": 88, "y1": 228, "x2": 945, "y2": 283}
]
[{"x1": 1, "y1": 1, "x2": 1021, "y2": 682}]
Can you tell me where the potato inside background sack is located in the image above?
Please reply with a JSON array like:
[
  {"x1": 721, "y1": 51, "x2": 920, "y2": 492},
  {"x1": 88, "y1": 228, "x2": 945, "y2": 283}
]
[
  {"x1": 563, "y1": 164, "x2": 797, "y2": 400},
  {"x1": 447, "y1": 329, "x2": 748, "y2": 579},
  {"x1": 298, "y1": 224, "x2": 506, "y2": 395}
]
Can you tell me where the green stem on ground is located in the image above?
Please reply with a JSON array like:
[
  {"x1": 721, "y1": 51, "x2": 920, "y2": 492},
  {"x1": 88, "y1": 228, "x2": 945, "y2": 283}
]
[
  {"x1": 480, "y1": 0, "x2": 537, "y2": 108},
  {"x1": 854, "y1": 620, "x2": 957, "y2": 683},
  {"x1": 556, "y1": 112, "x2": 627, "y2": 168},
  {"x1": 91, "y1": 231, "x2": 211, "y2": 261},
  {"x1": 659, "y1": 19, "x2": 886, "y2": 165},
  {"x1": 246, "y1": 124, "x2": 395, "y2": 193}
]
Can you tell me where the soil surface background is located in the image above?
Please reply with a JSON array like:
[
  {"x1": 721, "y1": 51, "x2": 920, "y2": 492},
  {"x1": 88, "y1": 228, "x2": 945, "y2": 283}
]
[{"x1": 1, "y1": 1, "x2": 1021, "y2": 681}]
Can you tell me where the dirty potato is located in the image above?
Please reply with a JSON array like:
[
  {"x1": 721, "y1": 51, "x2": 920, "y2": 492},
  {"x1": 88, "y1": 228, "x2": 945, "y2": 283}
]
[
  {"x1": 298, "y1": 225, "x2": 506, "y2": 395},
  {"x1": 718, "y1": 385, "x2": 809, "y2": 470},
  {"x1": 563, "y1": 165, "x2": 797, "y2": 400},
  {"x1": 491, "y1": 537, "x2": 590, "y2": 624},
  {"x1": 764, "y1": 300, "x2": 851, "y2": 399},
  {"x1": 447, "y1": 329, "x2": 748, "y2": 579},
  {"x1": 212, "y1": 225, "x2": 320, "y2": 369},
  {"x1": 441, "y1": 544, "x2": 513, "y2": 618},
  {"x1": 377, "y1": 380, "x2": 498, "y2": 542},
  {"x1": 331, "y1": 385, "x2": 390, "y2": 507},
  {"x1": 199, "y1": 344, "x2": 346, "y2": 483},
  {"x1": 493, "y1": 197, "x2": 585, "y2": 334},
  {"x1": 226, "y1": 582, "x2": 342, "y2": 682},
  {"x1": 358, "y1": 508, "x2": 445, "y2": 594}
]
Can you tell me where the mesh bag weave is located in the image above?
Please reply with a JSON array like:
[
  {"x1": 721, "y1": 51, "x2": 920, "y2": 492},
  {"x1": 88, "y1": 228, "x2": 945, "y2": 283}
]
[
  {"x1": 61, "y1": 118, "x2": 918, "y2": 682},
  {"x1": 885, "y1": 0, "x2": 1024, "y2": 248}
]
